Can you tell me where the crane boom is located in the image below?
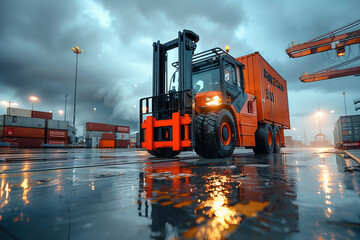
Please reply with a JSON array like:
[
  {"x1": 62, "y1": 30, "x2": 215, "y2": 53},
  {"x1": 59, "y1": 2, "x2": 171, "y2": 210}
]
[
  {"x1": 286, "y1": 19, "x2": 360, "y2": 58},
  {"x1": 286, "y1": 29, "x2": 360, "y2": 58},
  {"x1": 300, "y1": 66, "x2": 360, "y2": 82}
]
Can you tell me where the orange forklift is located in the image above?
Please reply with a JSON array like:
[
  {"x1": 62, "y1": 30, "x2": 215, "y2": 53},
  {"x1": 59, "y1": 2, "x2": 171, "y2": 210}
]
[{"x1": 140, "y1": 30, "x2": 290, "y2": 158}]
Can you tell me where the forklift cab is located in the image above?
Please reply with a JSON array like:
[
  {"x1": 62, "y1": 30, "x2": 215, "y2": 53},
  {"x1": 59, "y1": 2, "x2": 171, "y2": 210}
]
[{"x1": 191, "y1": 49, "x2": 245, "y2": 110}]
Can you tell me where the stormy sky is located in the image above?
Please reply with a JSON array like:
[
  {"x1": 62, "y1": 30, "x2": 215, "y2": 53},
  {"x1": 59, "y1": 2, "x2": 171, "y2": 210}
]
[{"x1": 0, "y1": 0, "x2": 359, "y2": 142}]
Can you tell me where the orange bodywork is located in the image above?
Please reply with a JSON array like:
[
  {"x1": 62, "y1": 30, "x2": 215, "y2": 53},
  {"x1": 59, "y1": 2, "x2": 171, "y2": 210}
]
[{"x1": 141, "y1": 112, "x2": 191, "y2": 151}]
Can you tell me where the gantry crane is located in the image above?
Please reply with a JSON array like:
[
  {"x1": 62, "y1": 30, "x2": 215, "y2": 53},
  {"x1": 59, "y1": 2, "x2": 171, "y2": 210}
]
[{"x1": 286, "y1": 19, "x2": 360, "y2": 82}]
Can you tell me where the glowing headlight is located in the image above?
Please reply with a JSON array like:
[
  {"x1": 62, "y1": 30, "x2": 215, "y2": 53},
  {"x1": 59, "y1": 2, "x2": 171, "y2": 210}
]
[{"x1": 206, "y1": 96, "x2": 221, "y2": 106}]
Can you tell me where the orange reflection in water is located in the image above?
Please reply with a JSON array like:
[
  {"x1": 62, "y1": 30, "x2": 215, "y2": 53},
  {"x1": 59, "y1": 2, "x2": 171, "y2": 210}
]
[
  {"x1": 194, "y1": 174, "x2": 241, "y2": 240},
  {"x1": 21, "y1": 178, "x2": 31, "y2": 205},
  {"x1": 0, "y1": 179, "x2": 11, "y2": 209}
]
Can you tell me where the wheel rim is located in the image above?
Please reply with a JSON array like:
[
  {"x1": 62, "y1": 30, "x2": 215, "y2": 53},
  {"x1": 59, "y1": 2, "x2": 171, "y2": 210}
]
[
  {"x1": 267, "y1": 130, "x2": 273, "y2": 147},
  {"x1": 276, "y1": 131, "x2": 280, "y2": 146},
  {"x1": 220, "y1": 122, "x2": 231, "y2": 145}
]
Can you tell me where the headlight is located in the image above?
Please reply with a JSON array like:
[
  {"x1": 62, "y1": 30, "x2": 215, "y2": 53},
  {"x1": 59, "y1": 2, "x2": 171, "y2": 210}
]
[{"x1": 206, "y1": 96, "x2": 221, "y2": 106}]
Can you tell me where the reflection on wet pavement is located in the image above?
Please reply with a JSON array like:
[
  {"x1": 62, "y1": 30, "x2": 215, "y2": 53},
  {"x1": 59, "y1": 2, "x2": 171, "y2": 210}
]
[{"x1": 0, "y1": 148, "x2": 359, "y2": 239}]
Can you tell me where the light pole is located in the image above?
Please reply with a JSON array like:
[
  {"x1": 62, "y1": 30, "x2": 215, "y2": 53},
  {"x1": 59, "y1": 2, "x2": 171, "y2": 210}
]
[
  {"x1": 93, "y1": 107, "x2": 96, "y2": 122},
  {"x1": 64, "y1": 94, "x2": 68, "y2": 121},
  {"x1": 342, "y1": 92, "x2": 347, "y2": 116},
  {"x1": 29, "y1": 96, "x2": 38, "y2": 110},
  {"x1": 71, "y1": 46, "x2": 83, "y2": 127},
  {"x1": 330, "y1": 110, "x2": 335, "y2": 126},
  {"x1": 58, "y1": 110, "x2": 64, "y2": 120}
]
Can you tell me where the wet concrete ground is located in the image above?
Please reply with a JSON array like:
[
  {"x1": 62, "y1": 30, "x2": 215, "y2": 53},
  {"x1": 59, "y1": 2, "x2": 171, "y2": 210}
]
[{"x1": 0, "y1": 147, "x2": 360, "y2": 240}]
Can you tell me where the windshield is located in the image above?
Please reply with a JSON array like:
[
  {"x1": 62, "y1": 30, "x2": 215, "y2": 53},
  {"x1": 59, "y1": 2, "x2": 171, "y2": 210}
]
[{"x1": 192, "y1": 63, "x2": 220, "y2": 93}]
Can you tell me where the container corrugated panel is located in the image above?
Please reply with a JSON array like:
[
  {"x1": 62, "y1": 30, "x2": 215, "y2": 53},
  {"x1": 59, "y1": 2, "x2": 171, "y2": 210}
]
[
  {"x1": 91, "y1": 137, "x2": 101, "y2": 148},
  {"x1": 86, "y1": 122, "x2": 115, "y2": 132},
  {"x1": 115, "y1": 132, "x2": 130, "y2": 140},
  {"x1": 334, "y1": 115, "x2": 360, "y2": 148},
  {"x1": 46, "y1": 130, "x2": 68, "y2": 139},
  {"x1": 86, "y1": 131, "x2": 113, "y2": 139},
  {"x1": 47, "y1": 120, "x2": 68, "y2": 130},
  {"x1": 115, "y1": 126, "x2": 130, "y2": 133},
  {"x1": 31, "y1": 111, "x2": 53, "y2": 120},
  {"x1": 100, "y1": 140, "x2": 115, "y2": 148},
  {"x1": 236, "y1": 52, "x2": 290, "y2": 128},
  {"x1": 3, "y1": 137, "x2": 44, "y2": 148},
  {"x1": 4, "y1": 115, "x2": 45, "y2": 128},
  {"x1": 0, "y1": 115, "x2": 4, "y2": 126},
  {"x1": 2, "y1": 126, "x2": 45, "y2": 138},
  {"x1": 101, "y1": 133, "x2": 115, "y2": 140},
  {"x1": 115, "y1": 140, "x2": 130, "y2": 148},
  {"x1": 7, "y1": 108, "x2": 32, "y2": 118}
]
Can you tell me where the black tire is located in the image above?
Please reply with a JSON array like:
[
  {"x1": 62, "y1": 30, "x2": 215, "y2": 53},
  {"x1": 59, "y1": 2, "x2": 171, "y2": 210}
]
[
  {"x1": 194, "y1": 113, "x2": 206, "y2": 157},
  {"x1": 273, "y1": 125, "x2": 281, "y2": 153},
  {"x1": 199, "y1": 109, "x2": 236, "y2": 158},
  {"x1": 253, "y1": 123, "x2": 274, "y2": 154},
  {"x1": 148, "y1": 148, "x2": 180, "y2": 158}
]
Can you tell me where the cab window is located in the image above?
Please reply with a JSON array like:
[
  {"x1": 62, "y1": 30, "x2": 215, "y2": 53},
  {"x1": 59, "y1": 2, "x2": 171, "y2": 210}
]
[{"x1": 224, "y1": 61, "x2": 237, "y2": 86}]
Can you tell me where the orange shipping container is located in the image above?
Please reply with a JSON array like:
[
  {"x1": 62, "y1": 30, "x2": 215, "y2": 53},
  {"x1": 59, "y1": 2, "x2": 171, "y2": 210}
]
[
  {"x1": 236, "y1": 52, "x2": 290, "y2": 128},
  {"x1": 99, "y1": 140, "x2": 115, "y2": 148},
  {"x1": 2, "y1": 126, "x2": 45, "y2": 138}
]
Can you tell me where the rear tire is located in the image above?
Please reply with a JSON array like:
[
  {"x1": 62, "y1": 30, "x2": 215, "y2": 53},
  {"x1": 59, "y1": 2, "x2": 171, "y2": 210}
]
[
  {"x1": 199, "y1": 109, "x2": 236, "y2": 158},
  {"x1": 253, "y1": 123, "x2": 274, "y2": 154},
  {"x1": 273, "y1": 125, "x2": 281, "y2": 153},
  {"x1": 148, "y1": 148, "x2": 180, "y2": 158}
]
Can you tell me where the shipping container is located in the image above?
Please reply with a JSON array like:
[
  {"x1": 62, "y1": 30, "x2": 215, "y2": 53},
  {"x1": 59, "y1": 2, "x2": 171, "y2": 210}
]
[
  {"x1": 47, "y1": 120, "x2": 68, "y2": 130},
  {"x1": 46, "y1": 139, "x2": 67, "y2": 146},
  {"x1": 115, "y1": 126, "x2": 130, "y2": 133},
  {"x1": 86, "y1": 122, "x2": 115, "y2": 132},
  {"x1": 3, "y1": 115, "x2": 45, "y2": 128},
  {"x1": 46, "y1": 129, "x2": 68, "y2": 139},
  {"x1": 85, "y1": 131, "x2": 112, "y2": 139},
  {"x1": 101, "y1": 133, "x2": 115, "y2": 140},
  {"x1": 237, "y1": 52, "x2": 290, "y2": 128},
  {"x1": 115, "y1": 140, "x2": 130, "y2": 148},
  {"x1": 31, "y1": 110, "x2": 52, "y2": 120},
  {"x1": 7, "y1": 108, "x2": 32, "y2": 118},
  {"x1": 99, "y1": 140, "x2": 115, "y2": 148},
  {"x1": 115, "y1": 132, "x2": 130, "y2": 140},
  {"x1": 2, "y1": 126, "x2": 45, "y2": 138},
  {"x1": 0, "y1": 115, "x2": 4, "y2": 126},
  {"x1": 334, "y1": 114, "x2": 360, "y2": 149},
  {"x1": 2, "y1": 137, "x2": 44, "y2": 148}
]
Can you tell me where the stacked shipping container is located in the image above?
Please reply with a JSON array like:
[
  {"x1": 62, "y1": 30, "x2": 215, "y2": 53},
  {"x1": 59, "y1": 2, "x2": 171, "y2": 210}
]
[
  {"x1": 1, "y1": 108, "x2": 69, "y2": 148},
  {"x1": 85, "y1": 122, "x2": 130, "y2": 148},
  {"x1": 334, "y1": 114, "x2": 360, "y2": 149},
  {"x1": 46, "y1": 120, "x2": 68, "y2": 146},
  {"x1": 0, "y1": 115, "x2": 45, "y2": 148}
]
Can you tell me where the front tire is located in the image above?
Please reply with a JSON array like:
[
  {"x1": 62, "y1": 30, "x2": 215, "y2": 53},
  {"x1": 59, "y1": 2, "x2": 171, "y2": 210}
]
[
  {"x1": 199, "y1": 109, "x2": 236, "y2": 158},
  {"x1": 253, "y1": 123, "x2": 274, "y2": 154}
]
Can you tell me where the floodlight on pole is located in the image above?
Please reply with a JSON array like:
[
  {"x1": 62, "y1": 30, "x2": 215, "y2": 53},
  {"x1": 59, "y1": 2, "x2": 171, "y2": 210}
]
[
  {"x1": 71, "y1": 46, "x2": 84, "y2": 127},
  {"x1": 29, "y1": 96, "x2": 39, "y2": 110}
]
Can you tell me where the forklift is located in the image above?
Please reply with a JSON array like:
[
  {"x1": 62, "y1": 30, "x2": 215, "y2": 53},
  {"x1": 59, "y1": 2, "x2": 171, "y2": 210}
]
[{"x1": 140, "y1": 30, "x2": 286, "y2": 158}]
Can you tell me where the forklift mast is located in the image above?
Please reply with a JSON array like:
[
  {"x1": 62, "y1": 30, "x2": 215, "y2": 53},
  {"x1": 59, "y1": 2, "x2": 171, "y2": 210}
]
[
  {"x1": 140, "y1": 30, "x2": 199, "y2": 153},
  {"x1": 152, "y1": 30, "x2": 199, "y2": 105}
]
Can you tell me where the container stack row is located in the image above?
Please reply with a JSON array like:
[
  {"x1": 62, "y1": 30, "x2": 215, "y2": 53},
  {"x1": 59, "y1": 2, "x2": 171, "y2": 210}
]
[
  {"x1": 0, "y1": 108, "x2": 69, "y2": 148},
  {"x1": 85, "y1": 122, "x2": 130, "y2": 148},
  {"x1": 334, "y1": 114, "x2": 360, "y2": 149}
]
